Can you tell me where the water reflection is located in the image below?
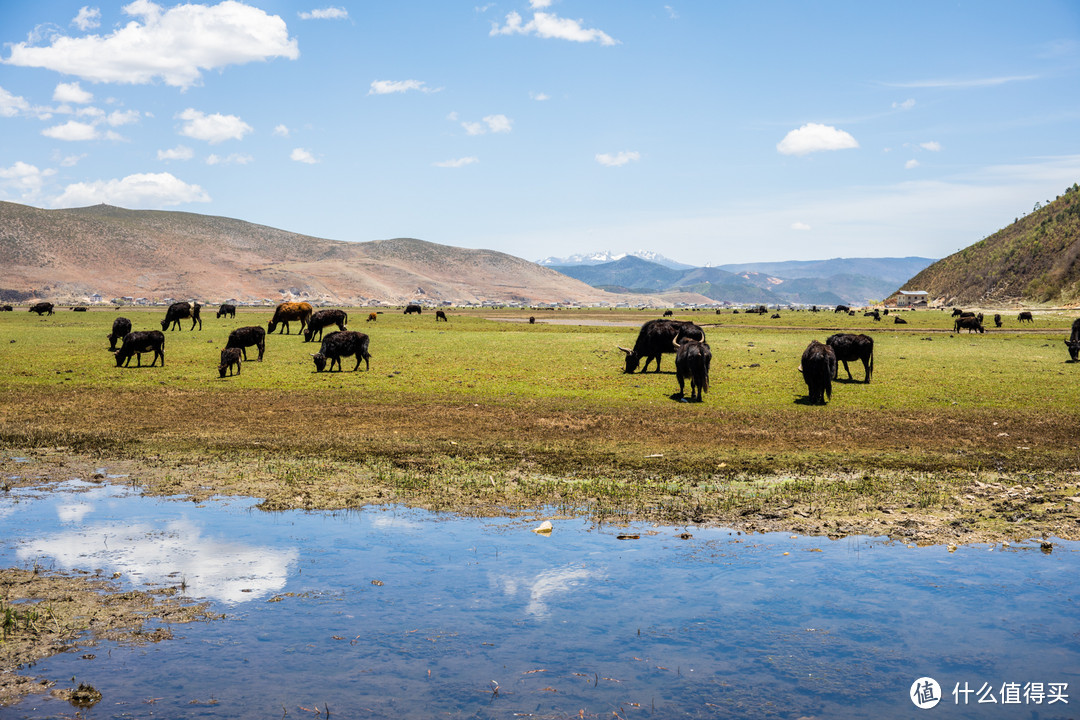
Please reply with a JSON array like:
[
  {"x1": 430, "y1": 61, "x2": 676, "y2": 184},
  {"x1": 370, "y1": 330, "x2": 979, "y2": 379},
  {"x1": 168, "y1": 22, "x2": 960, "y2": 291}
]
[
  {"x1": 1, "y1": 480, "x2": 1077, "y2": 720},
  {"x1": 18, "y1": 510, "x2": 297, "y2": 604}
]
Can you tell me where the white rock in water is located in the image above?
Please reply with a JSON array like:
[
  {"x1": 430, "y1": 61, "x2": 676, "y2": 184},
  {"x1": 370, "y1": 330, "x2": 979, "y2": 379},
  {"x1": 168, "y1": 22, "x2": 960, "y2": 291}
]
[{"x1": 533, "y1": 520, "x2": 553, "y2": 534}]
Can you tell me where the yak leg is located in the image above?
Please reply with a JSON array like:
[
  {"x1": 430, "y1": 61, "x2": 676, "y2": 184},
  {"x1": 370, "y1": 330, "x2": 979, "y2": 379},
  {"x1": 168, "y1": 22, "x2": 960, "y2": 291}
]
[{"x1": 841, "y1": 360, "x2": 852, "y2": 379}]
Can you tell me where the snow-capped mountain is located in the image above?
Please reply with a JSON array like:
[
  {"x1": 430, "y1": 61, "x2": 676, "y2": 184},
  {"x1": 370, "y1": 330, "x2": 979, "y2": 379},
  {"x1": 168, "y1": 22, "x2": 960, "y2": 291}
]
[{"x1": 537, "y1": 250, "x2": 693, "y2": 270}]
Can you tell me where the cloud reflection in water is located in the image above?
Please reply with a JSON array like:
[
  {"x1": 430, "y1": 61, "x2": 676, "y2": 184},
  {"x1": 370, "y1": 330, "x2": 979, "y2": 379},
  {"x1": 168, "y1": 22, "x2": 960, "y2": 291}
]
[
  {"x1": 18, "y1": 518, "x2": 297, "y2": 604},
  {"x1": 498, "y1": 564, "x2": 599, "y2": 618}
]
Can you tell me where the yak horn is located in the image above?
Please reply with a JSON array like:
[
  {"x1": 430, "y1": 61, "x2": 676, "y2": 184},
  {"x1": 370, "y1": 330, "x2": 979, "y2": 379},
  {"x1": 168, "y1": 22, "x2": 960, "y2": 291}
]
[{"x1": 617, "y1": 346, "x2": 632, "y2": 354}]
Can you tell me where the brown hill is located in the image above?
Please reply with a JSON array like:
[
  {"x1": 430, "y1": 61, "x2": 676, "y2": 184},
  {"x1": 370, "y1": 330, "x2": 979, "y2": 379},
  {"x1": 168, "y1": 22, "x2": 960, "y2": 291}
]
[
  {"x1": 0, "y1": 202, "x2": 662, "y2": 306},
  {"x1": 898, "y1": 183, "x2": 1080, "y2": 306}
]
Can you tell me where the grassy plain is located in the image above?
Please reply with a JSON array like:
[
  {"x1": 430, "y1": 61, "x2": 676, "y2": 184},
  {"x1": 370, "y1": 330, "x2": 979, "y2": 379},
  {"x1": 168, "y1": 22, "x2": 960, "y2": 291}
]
[{"x1": 1, "y1": 305, "x2": 1079, "y2": 544}]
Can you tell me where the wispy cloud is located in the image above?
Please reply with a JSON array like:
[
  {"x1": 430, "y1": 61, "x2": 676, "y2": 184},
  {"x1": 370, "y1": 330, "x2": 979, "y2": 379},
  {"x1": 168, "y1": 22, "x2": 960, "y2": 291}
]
[
  {"x1": 207, "y1": 153, "x2": 253, "y2": 166},
  {"x1": 777, "y1": 123, "x2": 858, "y2": 156},
  {"x1": 433, "y1": 156, "x2": 479, "y2": 168},
  {"x1": 157, "y1": 145, "x2": 194, "y2": 161},
  {"x1": 596, "y1": 150, "x2": 640, "y2": 167},
  {"x1": 462, "y1": 114, "x2": 512, "y2": 135},
  {"x1": 491, "y1": 9, "x2": 618, "y2": 46},
  {"x1": 791, "y1": 222, "x2": 811, "y2": 231},
  {"x1": 72, "y1": 6, "x2": 101, "y2": 31},
  {"x1": 299, "y1": 7, "x2": 348, "y2": 20},
  {"x1": 368, "y1": 79, "x2": 438, "y2": 95},
  {"x1": 885, "y1": 75, "x2": 1038, "y2": 89},
  {"x1": 0, "y1": 161, "x2": 56, "y2": 201}
]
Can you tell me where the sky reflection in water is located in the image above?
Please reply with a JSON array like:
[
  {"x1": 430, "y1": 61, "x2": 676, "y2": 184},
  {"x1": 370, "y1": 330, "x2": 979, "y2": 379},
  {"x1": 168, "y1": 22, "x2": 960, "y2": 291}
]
[{"x1": 1, "y1": 478, "x2": 1078, "y2": 720}]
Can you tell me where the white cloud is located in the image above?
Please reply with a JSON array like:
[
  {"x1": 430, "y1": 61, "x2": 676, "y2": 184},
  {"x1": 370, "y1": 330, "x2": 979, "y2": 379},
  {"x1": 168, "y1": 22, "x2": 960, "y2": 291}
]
[
  {"x1": 53, "y1": 82, "x2": 93, "y2": 104},
  {"x1": 107, "y1": 109, "x2": 141, "y2": 126},
  {"x1": 665, "y1": 5, "x2": 679, "y2": 19},
  {"x1": 0, "y1": 86, "x2": 31, "y2": 117},
  {"x1": 4, "y1": 1, "x2": 299, "y2": 90},
  {"x1": 776, "y1": 123, "x2": 859, "y2": 156},
  {"x1": 42, "y1": 120, "x2": 100, "y2": 141},
  {"x1": 73, "y1": 6, "x2": 102, "y2": 31},
  {"x1": 433, "y1": 156, "x2": 479, "y2": 168},
  {"x1": 920, "y1": 141, "x2": 942, "y2": 152},
  {"x1": 529, "y1": 91, "x2": 550, "y2": 101},
  {"x1": 462, "y1": 114, "x2": 513, "y2": 135},
  {"x1": 368, "y1": 79, "x2": 435, "y2": 95},
  {"x1": 491, "y1": 10, "x2": 618, "y2": 46},
  {"x1": 299, "y1": 7, "x2": 348, "y2": 20},
  {"x1": 0, "y1": 161, "x2": 56, "y2": 200},
  {"x1": 51, "y1": 171, "x2": 210, "y2": 208},
  {"x1": 887, "y1": 75, "x2": 1038, "y2": 89},
  {"x1": 530, "y1": 0, "x2": 553, "y2": 8},
  {"x1": 905, "y1": 159, "x2": 920, "y2": 170},
  {"x1": 158, "y1": 145, "x2": 194, "y2": 161},
  {"x1": 178, "y1": 109, "x2": 252, "y2": 144},
  {"x1": 791, "y1": 222, "x2": 811, "y2": 231},
  {"x1": 206, "y1": 152, "x2": 253, "y2": 165},
  {"x1": 57, "y1": 153, "x2": 85, "y2": 167},
  {"x1": 892, "y1": 98, "x2": 916, "y2": 110},
  {"x1": 290, "y1": 147, "x2": 317, "y2": 164},
  {"x1": 595, "y1": 150, "x2": 640, "y2": 167},
  {"x1": 273, "y1": 124, "x2": 290, "y2": 137}
]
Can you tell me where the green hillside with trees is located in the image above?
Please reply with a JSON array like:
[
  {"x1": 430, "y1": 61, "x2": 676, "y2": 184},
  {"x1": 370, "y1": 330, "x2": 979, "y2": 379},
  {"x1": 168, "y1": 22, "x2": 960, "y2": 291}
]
[{"x1": 900, "y1": 183, "x2": 1080, "y2": 305}]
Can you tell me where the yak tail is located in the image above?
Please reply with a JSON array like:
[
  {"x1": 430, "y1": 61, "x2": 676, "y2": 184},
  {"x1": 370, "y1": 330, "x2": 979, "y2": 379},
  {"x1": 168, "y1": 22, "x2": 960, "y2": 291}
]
[{"x1": 868, "y1": 346, "x2": 874, "y2": 383}]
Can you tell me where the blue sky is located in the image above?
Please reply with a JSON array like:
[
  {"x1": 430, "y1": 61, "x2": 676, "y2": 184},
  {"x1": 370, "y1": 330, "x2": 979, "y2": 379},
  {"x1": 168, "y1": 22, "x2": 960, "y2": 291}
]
[{"x1": 1, "y1": 1, "x2": 1078, "y2": 266}]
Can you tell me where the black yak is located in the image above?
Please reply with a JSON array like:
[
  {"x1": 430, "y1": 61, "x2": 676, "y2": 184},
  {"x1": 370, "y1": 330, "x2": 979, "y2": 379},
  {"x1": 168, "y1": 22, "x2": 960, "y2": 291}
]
[
  {"x1": 107, "y1": 316, "x2": 132, "y2": 351},
  {"x1": 1066, "y1": 318, "x2": 1080, "y2": 362},
  {"x1": 826, "y1": 333, "x2": 874, "y2": 383},
  {"x1": 435, "y1": 310, "x2": 448, "y2": 322},
  {"x1": 303, "y1": 309, "x2": 348, "y2": 343},
  {"x1": 216, "y1": 303, "x2": 236, "y2": 319},
  {"x1": 268, "y1": 301, "x2": 312, "y2": 335},
  {"x1": 225, "y1": 326, "x2": 266, "y2": 361},
  {"x1": 161, "y1": 301, "x2": 201, "y2": 331},
  {"x1": 799, "y1": 340, "x2": 836, "y2": 405},
  {"x1": 219, "y1": 347, "x2": 242, "y2": 377},
  {"x1": 114, "y1": 330, "x2": 165, "y2": 367},
  {"x1": 954, "y1": 316, "x2": 984, "y2": 333},
  {"x1": 312, "y1": 331, "x2": 371, "y2": 372},
  {"x1": 674, "y1": 337, "x2": 711, "y2": 402},
  {"x1": 29, "y1": 302, "x2": 54, "y2": 315},
  {"x1": 618, "y1": 319, "x2": 705, "y2": 373},
  {"x1": 994, "y1": 313, "x2": 1002, "y2": 328},
  {"x1": 404, "y1": 303, "x2": 422, "y2": 315},
  {"x1": 1018, "y1": 311, "x2": 1034, "y2": 323}
]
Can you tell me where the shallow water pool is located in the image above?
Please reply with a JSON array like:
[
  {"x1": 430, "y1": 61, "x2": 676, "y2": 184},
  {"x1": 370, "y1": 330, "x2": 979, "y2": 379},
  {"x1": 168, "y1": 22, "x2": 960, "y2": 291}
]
[{"x1": 1, "y1": 478, "x2": 1077, "y2": 719}]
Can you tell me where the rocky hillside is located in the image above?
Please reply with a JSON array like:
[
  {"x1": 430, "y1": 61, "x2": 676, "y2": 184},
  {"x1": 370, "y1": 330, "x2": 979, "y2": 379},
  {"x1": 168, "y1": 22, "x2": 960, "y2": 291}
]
[
  {"x1": 899, "y1": 184, "x2": 1080, "y2": 305},
  {"x1": 0, "y1": 202, "x2": 643, "y2": 306}
]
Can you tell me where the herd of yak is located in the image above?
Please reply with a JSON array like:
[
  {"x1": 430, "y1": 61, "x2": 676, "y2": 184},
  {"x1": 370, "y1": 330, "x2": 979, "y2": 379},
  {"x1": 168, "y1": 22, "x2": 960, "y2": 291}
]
[{"x1": 13, "y1": 299, "x2": 1080, "y2": 404}]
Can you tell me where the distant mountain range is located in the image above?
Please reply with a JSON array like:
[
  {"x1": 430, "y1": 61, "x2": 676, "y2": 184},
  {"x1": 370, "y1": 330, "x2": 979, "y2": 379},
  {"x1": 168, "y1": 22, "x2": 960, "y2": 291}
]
[
  {"x1": 538, "y1": 250, "x2": 694, "y2": 270},
  {"x1": 547, "y1": 255, "x2": 937, "y2": 306}
]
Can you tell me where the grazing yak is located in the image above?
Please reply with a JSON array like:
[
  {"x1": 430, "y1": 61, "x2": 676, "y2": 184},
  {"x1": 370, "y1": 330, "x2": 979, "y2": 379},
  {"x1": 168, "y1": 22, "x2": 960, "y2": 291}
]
[
  {"x1": 311, "y1": 330, "x2": 371, "y2": 372},
  {"x1": 218, "y1": 347, "x2": 242, "y2": 377},
  {"x1": 216, "y1": 303, "x2": 236, "y2": 319},
  {"x1": 619, "y1": 319, "x2": 705, "y2": 373},
  {"x1": 834, "y1": 305, "x2": 850, "y2": 314},
  {"x1": 0, "y1": 305, "x2": 13, "y2": 312},
  {"x1": 267, "y1": 301, "x2": 313, "y2": 335},
  {"x1": 799, "y1": 340, "x2": 836, "y2": 405},
  {"x1": 303, "y1": 309, "x2": 348, "y2": 343},
  {"x1": 662, "y1": 310, "x2": 674, "y2": 317},
  {"x1": 954, "y1": 316, "x2": 985, "y2": 333},
  {"x1": 114, "y1": 330, "x2": 165, "y2": 367},
  {"x1": 994, "y1": 313, "x2": 1002, "y2": 328},
  {"x1": 29, "y1": 302, "x2": 54, "y2": 315},
  {"x1": 367, "y1": 312, "x2": 377, "y2": 322},
  {"x1": 225, "y1": 326, "x2": 266, "y2": 361},
  {"x1": 1018, "y1": 311, "x2": 1034, "y2": 324},
  {"x1": 107, "y1": 317, "x2": 132, "y2": 351},
  {"x1": 673, "y1": 336, "x2": 711, "y2": 402},
  {"x1": 404, "y1": 303, "x2": 422, "y2": 315},
  {"x1": 1066, "y1": 318, "x2": 1080, "y2": 362},
  {"x1": 435, "y1": 310, "x2": 448, "y2": 322},
  {"x1": 161, "y1": 301, "x2": 201, "y2": 331},
  {"x1": 826, "y1": 333, "x2": 874, "y2": 383}
]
